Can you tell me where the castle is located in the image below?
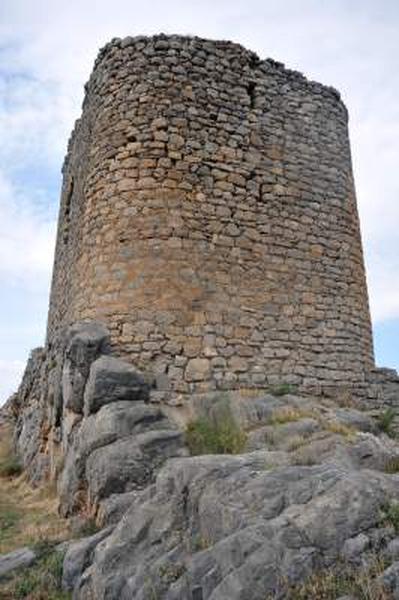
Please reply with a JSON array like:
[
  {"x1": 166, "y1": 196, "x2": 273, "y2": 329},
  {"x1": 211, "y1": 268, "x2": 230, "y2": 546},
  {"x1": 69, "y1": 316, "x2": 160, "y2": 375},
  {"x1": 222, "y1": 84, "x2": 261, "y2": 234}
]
[
  {"x1": 4, "y1": 35, "x2": 399, "y2": 600},
  {"x1": 47, "y1": 34, "x2": 374, "y2": 400}
]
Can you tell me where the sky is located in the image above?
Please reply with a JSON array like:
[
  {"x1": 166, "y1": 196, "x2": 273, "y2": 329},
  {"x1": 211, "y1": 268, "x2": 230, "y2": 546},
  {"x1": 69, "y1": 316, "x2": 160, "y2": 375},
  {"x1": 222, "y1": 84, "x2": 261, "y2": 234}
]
[{"x1": 0, "y1": 0, "x2": 398, "y2": 402}]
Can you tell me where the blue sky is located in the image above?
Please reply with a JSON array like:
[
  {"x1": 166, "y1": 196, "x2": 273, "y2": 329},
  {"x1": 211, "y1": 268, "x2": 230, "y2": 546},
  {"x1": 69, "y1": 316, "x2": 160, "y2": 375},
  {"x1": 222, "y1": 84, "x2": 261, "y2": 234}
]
[{"x1": 0, "y1": 0, "x2": 398, "y2": 402}]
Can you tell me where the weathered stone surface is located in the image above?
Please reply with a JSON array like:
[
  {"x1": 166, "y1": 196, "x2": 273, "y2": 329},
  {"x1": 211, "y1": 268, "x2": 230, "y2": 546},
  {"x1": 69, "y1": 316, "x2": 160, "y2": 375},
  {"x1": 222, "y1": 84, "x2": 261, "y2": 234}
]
[
  {"x1": 97, "y1": 491, "x2": 138, "y2": 526},
  {"x1": 185, "y1": 358, "x2": 211, "y2": 382},
  {"x1": 85, "y1": 429, "x2": 186, "y2": 505},
  {"x1": 78, "y1": 401, "x2": 172, "y2": 458},
  {"x1": 386, "y1": 538, "x2": 399, "y2": 561},
  {"x1": 0, "y1": 547, "x2": 37, "y2": 579},
  {"x1": 62, "y1": 321, "x2": 110, "y2": 413},
  {"x1": 378, "y1": 561, "x2": 399, "y2": 597},
  {"x1": 62, "y1": 526, "x2": 113, "y2": 592},
  {"x1": 75, "y1": 448, "x2": 399, "y2": 599},
  {"x1": 341, "y1": 533, "x2": 370, "y2": 562},
  {"x1": 58, "y1": 396, "x2": 187, "y2": 517},
  {"x1": 83, "y1": 356, "x2": 149, "y2": 415}
]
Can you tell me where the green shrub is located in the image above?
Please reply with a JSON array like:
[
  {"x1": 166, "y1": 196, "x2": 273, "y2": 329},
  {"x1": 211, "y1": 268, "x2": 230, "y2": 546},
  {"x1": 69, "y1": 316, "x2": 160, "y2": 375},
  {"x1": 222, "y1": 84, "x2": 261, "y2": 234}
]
[
  {"x1": 378, "y1": 408, "x2": 397, "y2": 438},
  {"x1": 186, "y1": 408, "x2": 247, "y2": 456},
  {"x1": 269, "y1": 383, "x2": 297, "y2": 397}
]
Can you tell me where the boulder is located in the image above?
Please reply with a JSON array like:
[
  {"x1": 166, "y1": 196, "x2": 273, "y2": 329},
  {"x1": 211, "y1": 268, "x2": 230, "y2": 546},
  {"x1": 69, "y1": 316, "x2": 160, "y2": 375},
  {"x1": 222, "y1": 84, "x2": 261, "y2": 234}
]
[
  {"x1": 78, "y1": 401, "x2": 172, "y2": 458},
  {"x1": 341, "y1": 533, "x2": 370, "y2": 562},
  {"x1": 378, "y1": 561, "x2": 399, "y2": 597},
  {"x1": 83, "y1": 356, "x2": 149, "y2": 415},
  {"x1": 58, "y1": 399, "x2": 187, "y2": 516},
  {"x1": 85, "y1": 429, "x2": 187, "y2": 505},
  {"x1": 0, "y1": 547, "x2": 37, "y2": 579},
  {"x1": 62, "y1": 321, "x2": 110, "y2": 414},
  {"x1": 62, "y1": 526, "x2": 113, "y2": 592}
]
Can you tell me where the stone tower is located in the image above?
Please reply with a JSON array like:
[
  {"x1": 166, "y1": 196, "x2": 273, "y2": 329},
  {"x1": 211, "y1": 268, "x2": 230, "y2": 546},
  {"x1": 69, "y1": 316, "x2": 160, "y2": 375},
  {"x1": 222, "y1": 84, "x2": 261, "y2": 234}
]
[{"x1": 46, "y1": 34, "x2": 374, "y2": 398}]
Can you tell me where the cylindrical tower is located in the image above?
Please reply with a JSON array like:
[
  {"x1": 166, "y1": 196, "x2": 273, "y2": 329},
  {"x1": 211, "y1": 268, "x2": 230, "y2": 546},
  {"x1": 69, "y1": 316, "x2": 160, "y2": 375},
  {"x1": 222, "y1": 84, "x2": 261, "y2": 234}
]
[{"x1": 47, "y1": 34, "x2": 374, "y2": 397}]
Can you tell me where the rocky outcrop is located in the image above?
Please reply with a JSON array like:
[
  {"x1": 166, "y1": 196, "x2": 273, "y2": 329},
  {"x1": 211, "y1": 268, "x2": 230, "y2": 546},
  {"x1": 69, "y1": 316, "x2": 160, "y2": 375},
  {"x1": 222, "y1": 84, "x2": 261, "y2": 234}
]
[
  {"x1": 4, "y1": 318, "x2": 399, "y2": 599},
  {"x1": 9, "y1": 320, "x2": 187, "y2": 518},
  {"x1": 67, "y1": 396, "x2": 399, "y2": 600},
  {"x1": 58, "y1": 401, "x2": 187, "y2": 517}
]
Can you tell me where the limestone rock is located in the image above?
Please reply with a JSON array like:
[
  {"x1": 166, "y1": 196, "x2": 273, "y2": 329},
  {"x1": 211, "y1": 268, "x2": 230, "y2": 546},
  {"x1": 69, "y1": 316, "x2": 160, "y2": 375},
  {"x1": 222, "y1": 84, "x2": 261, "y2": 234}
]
[
  {"x1": 83, "y1": 356, "x2": 149, "y2": 415},
  {"x1": 62, "y1": 321, "x2": 110, "y2": 414},
  {"x1": 0, "y1": 547, "x2": 37, "y2": 579},
  {"x1": 58, "y1": 398, "x2": 187, "y2": 517},
  {"x1": 85, "y1": 429, "x2": 186, "y2": 505},
  {"x1": 75, "y1": 450, "x2": 399, "y2": 599},
  {"x1": 97, "y1": 491, "x2": 139, "y2": 526},
  {"x1": 378, "y1": 561, "x2": 399, "y2": 597},
  {"x1": 62, "y1": 526, "x2": 113, "y2": 592}
]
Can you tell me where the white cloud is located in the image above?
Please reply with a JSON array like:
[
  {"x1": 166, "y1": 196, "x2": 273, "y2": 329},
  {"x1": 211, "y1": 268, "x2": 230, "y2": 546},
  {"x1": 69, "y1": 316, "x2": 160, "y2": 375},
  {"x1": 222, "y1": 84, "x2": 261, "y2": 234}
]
[
  {"x1": 2, "y1": 0, "x2": 397, "y2": 321},
  {"x1": 0, "y1": 171, "x2": 56, "y2": 286}
]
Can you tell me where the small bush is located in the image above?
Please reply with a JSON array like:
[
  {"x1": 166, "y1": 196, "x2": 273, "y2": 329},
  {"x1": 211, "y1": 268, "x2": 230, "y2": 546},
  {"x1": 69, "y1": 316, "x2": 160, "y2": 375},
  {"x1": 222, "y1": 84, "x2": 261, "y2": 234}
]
[
  {"x1": 378, "y1": 408, "x2": 397, "y2": 438},
  {"x1": 186, "y1": 408, "x2": 247, "y2": 456},
  {"x1": 383, "y1": 456, "x2": 399, "y2": 474},
  {"x1": 284, "y1": 556, "x2": 390, "y2": 600},
  {"x1": 383, "y1": 502, "x2": 399, "y2": 533},
  {"x1": 269, "y1": 383, "x2": 297, "y2": 397}
]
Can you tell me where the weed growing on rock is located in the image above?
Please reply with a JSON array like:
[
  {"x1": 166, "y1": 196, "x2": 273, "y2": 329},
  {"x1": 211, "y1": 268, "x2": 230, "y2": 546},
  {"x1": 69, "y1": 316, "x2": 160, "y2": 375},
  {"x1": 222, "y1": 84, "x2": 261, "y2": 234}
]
[
  {"x1": 185, "y1": 407, "x2": 247, "y2": 455},
  {"x1": 322, "y1": 420, "x2": 356, "y2": 438},
  {"x1": 383, "y1": 457, "x2": 399, "y2": 474},
  {"x1": 283, "y1": 555, "x2": 391, "y2": 599},
  {"x1": 268, "y1": 383, "x2": 297, "y2": 397},
  {"x1": 378, "y1": 408, "x2": 397, "y2": 438},
  {"x1": 269, "y1": 407, "x2": 316, "y2": 426},
  {"x1": 382, "y1": 502, "x2": 399, "y2": 533}
]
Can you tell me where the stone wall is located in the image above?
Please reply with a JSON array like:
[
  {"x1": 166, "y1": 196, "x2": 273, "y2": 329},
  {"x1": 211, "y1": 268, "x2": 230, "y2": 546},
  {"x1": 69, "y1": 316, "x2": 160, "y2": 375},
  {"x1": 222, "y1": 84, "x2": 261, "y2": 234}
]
[{"x1": 46, "y1": 34, "x2": 374, "y2": 398}]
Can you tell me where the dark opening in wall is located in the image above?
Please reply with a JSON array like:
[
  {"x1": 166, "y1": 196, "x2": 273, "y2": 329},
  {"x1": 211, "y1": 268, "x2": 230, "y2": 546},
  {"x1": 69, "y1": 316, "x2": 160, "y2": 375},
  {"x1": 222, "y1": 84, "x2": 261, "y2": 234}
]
[
  {"x1": 63, "y1": 177, "x2": 74, "y2": 244},
  {"x1": 247, "y1": 81, "x2": 256, "y2": 109}
]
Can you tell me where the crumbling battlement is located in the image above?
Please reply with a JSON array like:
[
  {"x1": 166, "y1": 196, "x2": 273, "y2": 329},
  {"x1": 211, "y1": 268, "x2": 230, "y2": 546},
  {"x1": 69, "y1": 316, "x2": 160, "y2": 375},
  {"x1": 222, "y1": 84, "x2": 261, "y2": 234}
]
[{"x1": 47, "y1": 34, "x2": 374, "y2": 398}]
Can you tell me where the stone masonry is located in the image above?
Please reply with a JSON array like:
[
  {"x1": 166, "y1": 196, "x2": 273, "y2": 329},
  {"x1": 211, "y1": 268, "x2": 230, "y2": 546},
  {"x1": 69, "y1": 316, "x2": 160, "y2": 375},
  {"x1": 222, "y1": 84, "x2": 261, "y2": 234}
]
[{"x1": 46, "y1": 34, "x2": 374, "y2": 398}]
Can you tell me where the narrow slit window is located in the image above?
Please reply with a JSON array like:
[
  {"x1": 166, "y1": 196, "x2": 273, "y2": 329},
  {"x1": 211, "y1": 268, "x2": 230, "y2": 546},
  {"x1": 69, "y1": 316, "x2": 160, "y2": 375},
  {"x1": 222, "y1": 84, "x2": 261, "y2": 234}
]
[{"x1": 63, "y1": 177, "x2": 74, "y2": 244}]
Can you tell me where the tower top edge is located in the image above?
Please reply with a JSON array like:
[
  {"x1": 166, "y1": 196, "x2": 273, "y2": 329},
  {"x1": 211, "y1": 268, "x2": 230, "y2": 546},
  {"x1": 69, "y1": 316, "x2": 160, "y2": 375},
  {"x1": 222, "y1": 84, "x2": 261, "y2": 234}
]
[{"x1": 88, "y1": 33, "x2": 345, "y2": 110}]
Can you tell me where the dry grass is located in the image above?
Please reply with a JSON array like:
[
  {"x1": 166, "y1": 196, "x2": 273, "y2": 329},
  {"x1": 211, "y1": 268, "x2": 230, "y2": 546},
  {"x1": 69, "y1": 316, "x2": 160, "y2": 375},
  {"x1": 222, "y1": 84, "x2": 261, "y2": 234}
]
[
  {"x1": 281, "y1": 555, "x2": 392, "y2": 599},
  {"x1": 269, "y1": 406, "x2": 317, "y2": 426},
  {"x1": 0, "y1": 546, "x2": 70, "y2": 599},
  {"x1": 383, "y1": 456, "x2": 399, "y2": 474},
  {"x1": 321, "y1": 419, "x2": 356, "y2": 438},
  {"x1": 0, "y1": 426, "x2": 69, "y2": 555}
]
